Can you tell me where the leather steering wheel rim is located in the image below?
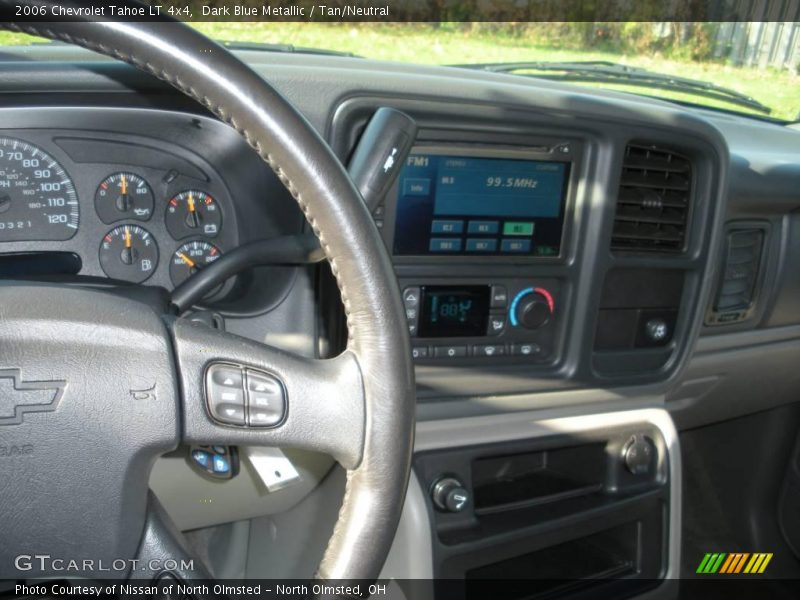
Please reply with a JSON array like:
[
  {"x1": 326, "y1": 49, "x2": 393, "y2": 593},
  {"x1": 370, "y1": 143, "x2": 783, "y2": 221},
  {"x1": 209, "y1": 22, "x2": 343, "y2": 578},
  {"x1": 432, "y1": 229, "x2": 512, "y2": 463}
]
[{"x1": 1, "y1": 8, "x2": 415, "y2": 583}]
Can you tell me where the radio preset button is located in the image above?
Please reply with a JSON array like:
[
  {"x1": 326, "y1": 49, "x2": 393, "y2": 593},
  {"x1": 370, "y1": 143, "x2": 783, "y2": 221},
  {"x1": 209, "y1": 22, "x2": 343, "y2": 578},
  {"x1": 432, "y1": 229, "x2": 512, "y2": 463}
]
[
  {"x1": 465, "y1": 238, "x2": 497, "y2": 252},
  {"x1": 467, "y1": 220, "x2": 499, "y2": 234},
  {"x1": 501, "y1": 239, "x2": 532, "y2": 253},
  {"x1": 431, "y1": 220, "x2": 464, "y2": 234},
  {"x1": 503, "y1": 222, "x2": 535, "y2": 236},
  {"x1": 429, "y1": 238, "x2": 462, "y2": 252},
  {"x1": 434, "y1": 345, "x2": 468, "y2": 359}
]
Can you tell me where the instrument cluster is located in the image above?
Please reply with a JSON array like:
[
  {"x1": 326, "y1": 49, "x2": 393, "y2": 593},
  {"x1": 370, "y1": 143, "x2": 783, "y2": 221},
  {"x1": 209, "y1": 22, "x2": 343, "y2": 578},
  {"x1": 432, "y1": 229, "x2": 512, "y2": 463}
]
[
  {"x1": 0, "y1": 133, "x2": 238, "y2": 291},
  {"x1": 95, "y1": 174, "x2": 223, "y2": 286}
]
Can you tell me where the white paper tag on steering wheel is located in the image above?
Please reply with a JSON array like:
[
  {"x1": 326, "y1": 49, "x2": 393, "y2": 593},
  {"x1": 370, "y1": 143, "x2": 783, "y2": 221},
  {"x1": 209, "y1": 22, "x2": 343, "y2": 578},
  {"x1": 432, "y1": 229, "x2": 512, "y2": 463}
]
[{"x1": 244, "y1": 447, "x2": 301, "y2": 492}]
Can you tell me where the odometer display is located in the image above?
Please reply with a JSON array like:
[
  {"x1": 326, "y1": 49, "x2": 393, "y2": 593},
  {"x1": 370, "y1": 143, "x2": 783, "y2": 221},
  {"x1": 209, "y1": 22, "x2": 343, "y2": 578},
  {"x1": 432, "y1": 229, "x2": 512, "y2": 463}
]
[{"x1": 0, "y1": 138, "x2": 79, "y2": 241}]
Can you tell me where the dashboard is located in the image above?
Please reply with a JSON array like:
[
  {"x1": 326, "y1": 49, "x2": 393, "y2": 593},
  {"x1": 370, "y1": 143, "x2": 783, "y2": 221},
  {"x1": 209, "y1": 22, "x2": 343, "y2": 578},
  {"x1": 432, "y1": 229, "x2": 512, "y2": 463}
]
[
  {"x1": 0, "y1": 44, "x2": 799, "y2": 588},
  {"x1": 0, "y1": 47, "x2": 797, "y2": 431}
]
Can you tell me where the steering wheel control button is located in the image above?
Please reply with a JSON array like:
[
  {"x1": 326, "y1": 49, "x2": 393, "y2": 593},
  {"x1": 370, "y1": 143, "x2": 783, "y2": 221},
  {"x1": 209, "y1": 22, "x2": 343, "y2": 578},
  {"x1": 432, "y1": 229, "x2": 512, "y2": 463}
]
[
  {"x1": 206, "y1": 363, "x2": 246, "y2": 426},
  {"x1": 189, "y1": 445, "x2": 239, "y2": 480},
  {"x1": 209, "y1": 364, "x2": 244, "y2": 389},
  {"x1": 246, "y1": 369, "x2": 286, "y2": 427},
  {"x1": 432, "y1": 477, "x2": 471, "y2": 513}
]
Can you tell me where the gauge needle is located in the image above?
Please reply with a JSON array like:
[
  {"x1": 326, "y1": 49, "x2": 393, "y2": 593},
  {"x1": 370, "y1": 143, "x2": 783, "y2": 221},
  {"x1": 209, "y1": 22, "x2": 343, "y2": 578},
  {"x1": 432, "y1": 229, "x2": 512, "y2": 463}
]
[
  {"x1": 177, "y1": 252, "x2": 196, "y2": 268},
  {"x1": 120, "y1": 226, "x2": 136, "y2": 266},
  {"x1": 186, "y1": 192, "x2": 200, "y2": 228},
  {"x1": 117, "y1": 175, "x2": 132, "y2": 211}
]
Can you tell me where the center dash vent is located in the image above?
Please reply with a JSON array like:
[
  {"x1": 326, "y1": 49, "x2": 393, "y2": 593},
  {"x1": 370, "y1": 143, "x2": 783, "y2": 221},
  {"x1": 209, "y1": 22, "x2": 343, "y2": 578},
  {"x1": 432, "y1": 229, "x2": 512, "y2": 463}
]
[{"x1": 612, "y1": 144, "x2": 692, "y2": 253}]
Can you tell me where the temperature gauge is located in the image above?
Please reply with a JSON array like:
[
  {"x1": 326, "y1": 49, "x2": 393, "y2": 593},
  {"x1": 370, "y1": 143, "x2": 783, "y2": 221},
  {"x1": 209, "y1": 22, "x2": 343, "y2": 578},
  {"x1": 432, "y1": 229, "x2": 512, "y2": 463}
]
[
  {"x1": 99, "y1": 224, "x2": 159, "y2": 283},
  {"x1": 170, "y1": 240, "x2": 222, "y2": 288},
  {"x1": 165, "y1": 190, "x2": 221, "y2": 239},
  {"x1": 95, "y1": 172, "x2": 154, "y2": 223}
]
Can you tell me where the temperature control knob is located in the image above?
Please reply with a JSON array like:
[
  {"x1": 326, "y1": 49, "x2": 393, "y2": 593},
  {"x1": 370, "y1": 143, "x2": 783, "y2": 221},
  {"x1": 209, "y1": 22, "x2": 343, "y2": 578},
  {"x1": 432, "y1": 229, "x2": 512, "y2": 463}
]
[
  {"x1": 431, "y1": 477, "x2": 470, "y2": 513},
  {"x1": 510, "y1": 287, "x2": 555, "y2": 330}
]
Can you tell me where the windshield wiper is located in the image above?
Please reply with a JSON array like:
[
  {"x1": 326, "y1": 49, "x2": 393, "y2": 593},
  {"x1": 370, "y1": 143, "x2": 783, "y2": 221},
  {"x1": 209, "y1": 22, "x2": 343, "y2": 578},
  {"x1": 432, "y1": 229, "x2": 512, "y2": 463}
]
[
  {"x1": 219, "y1": 40, "x2": 359, "y2": 58},
  {"x1": 452, "y1": 60, "x2": 772, "y2": 115}
]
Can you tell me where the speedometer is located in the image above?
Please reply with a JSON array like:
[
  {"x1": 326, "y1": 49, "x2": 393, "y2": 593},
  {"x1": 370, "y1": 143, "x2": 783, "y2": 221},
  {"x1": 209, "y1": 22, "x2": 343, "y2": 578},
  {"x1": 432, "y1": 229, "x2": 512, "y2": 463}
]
[{"x1": 0, "y1": 138, "x2": 79, "y2": 241}]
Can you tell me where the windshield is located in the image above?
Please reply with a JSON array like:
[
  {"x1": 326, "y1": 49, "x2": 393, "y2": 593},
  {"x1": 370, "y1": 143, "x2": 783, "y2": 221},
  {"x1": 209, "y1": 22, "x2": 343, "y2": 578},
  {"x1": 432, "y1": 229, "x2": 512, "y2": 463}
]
[{"x1": 3, "y1": 22, "x2": 799, "y2": 121}]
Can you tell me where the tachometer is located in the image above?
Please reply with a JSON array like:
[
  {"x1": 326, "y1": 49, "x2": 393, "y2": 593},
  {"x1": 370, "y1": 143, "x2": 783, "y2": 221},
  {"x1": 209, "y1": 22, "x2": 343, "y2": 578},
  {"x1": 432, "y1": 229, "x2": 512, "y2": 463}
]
[{"x1": 0, "y1": 137, "x2": 79, "y2": 241}]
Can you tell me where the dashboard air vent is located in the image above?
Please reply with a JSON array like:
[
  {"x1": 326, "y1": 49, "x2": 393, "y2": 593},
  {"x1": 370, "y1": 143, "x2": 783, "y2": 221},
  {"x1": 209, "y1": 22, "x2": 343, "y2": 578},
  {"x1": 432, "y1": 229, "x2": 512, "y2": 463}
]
[
  {"x1": 612, "y1": 144, "x2": 692, "y2": 253},
  {"x1": 709, "y1": 228, "x2": 764, "y2": 324}
]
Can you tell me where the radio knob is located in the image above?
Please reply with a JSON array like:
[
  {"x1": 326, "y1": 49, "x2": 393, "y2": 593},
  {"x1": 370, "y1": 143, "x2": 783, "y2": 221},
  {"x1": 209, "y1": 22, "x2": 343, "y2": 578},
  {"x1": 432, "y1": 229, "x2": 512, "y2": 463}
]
[{"x1": 511, "y1": 287, "x2": 555, "y2": 330}]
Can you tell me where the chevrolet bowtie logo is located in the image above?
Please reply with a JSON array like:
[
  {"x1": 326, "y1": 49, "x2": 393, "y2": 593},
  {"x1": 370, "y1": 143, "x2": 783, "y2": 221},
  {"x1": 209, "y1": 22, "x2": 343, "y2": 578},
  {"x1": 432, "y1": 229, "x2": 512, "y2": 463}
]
[{"x1": 0, "y1": 369, "x2": 66, "y2": 425}]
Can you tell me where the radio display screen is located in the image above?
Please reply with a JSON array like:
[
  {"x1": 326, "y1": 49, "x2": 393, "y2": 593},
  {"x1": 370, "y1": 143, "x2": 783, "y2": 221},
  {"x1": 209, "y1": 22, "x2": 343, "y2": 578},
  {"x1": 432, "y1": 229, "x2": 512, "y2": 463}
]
[
  {"x1": 419, "y1": 285, "x2": 490, "y2": 338},
  {"x1": 393, "y1": 153, "x2": 570, "y2": 257}
]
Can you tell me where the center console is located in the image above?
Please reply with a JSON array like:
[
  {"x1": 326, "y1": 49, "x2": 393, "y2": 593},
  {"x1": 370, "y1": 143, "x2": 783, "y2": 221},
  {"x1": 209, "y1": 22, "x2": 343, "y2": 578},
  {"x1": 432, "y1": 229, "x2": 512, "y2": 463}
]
[
  {"x1": 416, "y1": 422, "x2": 670, "y2": 599},
  {"x1": 331, "y1": 95, "x2": 723, "y2": 401},
  {"x1": 371, "y1": 139, "x2": 581, "y2": 366},
  {"x1": 380, "y1": 407, "x2": 680, "y2": 600}
]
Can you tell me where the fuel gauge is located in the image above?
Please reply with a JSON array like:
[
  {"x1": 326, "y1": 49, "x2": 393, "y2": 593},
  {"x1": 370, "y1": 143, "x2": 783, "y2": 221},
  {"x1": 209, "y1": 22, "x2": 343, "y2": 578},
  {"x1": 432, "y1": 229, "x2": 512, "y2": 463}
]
[
  {"x1": 165, "y1": 190, "x2": 221, "y2": 239},
  {"x1": 99, "y1": 224, "x2": 159, "y2": 283},
  {"x1": 95, "y1": 172, "x2": 154, "y2": 223}
]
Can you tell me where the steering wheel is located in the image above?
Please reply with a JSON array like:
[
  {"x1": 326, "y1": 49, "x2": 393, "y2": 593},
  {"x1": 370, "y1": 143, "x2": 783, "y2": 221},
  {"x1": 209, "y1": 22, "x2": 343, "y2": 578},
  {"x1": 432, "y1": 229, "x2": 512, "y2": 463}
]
[{"x1": 0, "y1": 6, "x2": 415, "y2": 584}]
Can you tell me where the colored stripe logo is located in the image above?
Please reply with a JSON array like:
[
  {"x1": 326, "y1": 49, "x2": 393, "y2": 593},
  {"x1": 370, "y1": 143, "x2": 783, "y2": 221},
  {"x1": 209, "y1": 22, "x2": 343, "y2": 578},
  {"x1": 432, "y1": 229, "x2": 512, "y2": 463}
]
[{"x1": 696, "y1": 553, "x2": 773, "y2": 574}]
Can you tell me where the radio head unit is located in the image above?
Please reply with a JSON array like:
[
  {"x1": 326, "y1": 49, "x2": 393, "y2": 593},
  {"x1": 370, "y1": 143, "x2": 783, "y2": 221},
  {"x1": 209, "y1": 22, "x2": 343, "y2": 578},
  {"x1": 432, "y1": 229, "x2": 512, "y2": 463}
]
[{"x1": 391, "y1": 148, "x2": 571, "y2": 258}]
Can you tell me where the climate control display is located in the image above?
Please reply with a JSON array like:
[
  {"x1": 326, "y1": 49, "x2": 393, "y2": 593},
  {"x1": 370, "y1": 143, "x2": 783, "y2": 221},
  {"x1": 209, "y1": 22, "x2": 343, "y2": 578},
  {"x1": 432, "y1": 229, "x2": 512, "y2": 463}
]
[
  {"x1": 418, "y1": 285, "x2": 490, "y2": 338},
  {"x1": 404, "y1": 279, "x2": 560, "y2": 363}
]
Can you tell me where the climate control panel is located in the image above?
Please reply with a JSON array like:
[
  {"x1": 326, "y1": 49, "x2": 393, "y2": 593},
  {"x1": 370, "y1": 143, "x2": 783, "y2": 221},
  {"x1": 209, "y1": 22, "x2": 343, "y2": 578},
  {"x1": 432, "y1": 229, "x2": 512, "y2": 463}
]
[{"x1": 402, "y1": 278, "x2": 562, "y2": 363}]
